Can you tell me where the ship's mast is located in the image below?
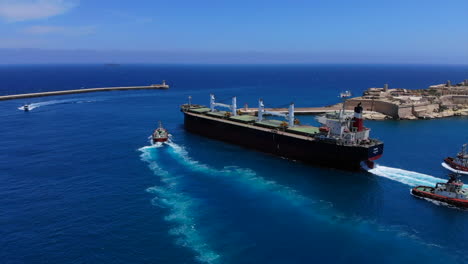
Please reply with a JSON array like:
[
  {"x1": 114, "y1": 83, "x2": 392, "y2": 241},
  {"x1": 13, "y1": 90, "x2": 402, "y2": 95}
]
[
  {"x1": 459, "y1": 144, "x2": 468, "y2": 166},
  {"x1": 446, "y1": 172, "x2": 463, "y2": 193},
  {"x1": 339, "y1": 91, "x2": 351, "y2": 122},
  {"x1": 288, "y1": 103, "x2": 295, "y2": 127},
  {"x1": 459, "y1": 144, "x2": 467, "y2": 158},
  {"x1": 258, "y1": 99, "x2": 264, "y2": 122}
]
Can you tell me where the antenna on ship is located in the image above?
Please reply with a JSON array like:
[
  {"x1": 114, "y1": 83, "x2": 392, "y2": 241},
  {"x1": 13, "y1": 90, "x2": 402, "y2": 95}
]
[
  {"x1": 339, "y1": 91, "x2": 352, "y2": 121},
  {"x1": 459, "y1": 144, "x2": 467, "y2": 158}
]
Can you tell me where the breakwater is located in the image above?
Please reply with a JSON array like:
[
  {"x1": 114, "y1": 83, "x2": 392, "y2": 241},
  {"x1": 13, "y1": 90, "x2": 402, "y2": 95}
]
[{"x1": 0, "y1": 83, "x2": 169, "y2": 101}]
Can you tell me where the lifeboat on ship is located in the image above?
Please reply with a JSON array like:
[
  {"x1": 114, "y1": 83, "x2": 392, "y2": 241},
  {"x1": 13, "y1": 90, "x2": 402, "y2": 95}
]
[
  {"x1": 319, "y1": 126, "x2": 330, "y2": 133},
  {"x1": 152, "y1": 121, "x2": 169, "y2": 143},
  {"x1": 442, "y1": 144, "x2": 468, "y2": 175},
  {"x1": 411, "y1": 173, "x2": 468, "y2": 209}
]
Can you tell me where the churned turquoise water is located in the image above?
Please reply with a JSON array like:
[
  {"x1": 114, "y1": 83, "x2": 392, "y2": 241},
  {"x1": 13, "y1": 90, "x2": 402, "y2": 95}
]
[{"x1": 1, "y1": 64, "x2": 467, "y2": 263}]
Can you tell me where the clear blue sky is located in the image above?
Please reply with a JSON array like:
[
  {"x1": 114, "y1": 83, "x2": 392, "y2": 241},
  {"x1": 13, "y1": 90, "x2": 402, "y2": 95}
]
[{"x1": 0, "y1": 0, "x2": 467, "y2": 64}]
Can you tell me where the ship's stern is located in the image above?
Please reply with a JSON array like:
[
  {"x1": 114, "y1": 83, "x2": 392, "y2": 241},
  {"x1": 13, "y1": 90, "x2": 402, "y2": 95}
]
[{"x1": 364, "y1": 141, "x2": 384, "y2": 169}]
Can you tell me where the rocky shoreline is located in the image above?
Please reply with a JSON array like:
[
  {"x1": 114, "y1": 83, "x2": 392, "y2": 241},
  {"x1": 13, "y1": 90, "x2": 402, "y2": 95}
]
[{"x1": 362, "y1": 108, "x2": 468, "y2": 120}]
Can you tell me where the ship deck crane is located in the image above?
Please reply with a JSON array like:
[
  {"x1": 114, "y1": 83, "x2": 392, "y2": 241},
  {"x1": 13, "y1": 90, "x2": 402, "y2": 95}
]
[
  {"x1": 258, "y1": 99, "x2": 295, "y2": 127},
  {"x1": 210, "y1": 94, "x2": 237, "y2": 116}
]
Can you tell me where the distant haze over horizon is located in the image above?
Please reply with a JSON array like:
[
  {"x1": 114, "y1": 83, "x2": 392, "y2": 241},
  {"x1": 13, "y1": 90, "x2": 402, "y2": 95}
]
[
  {"x1": 1, "y1": 48, "x2": 467, "y2": 65},
  {"x1": 0, "y1": 0, "x2": 467, "y2": 64}
]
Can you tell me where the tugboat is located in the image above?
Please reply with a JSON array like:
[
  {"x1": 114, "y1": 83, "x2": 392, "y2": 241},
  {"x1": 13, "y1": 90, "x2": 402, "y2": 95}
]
[
  {"x1": 442, "y1": 144, "x2": 468, "y2": 175},
  {"x1": 411, "y1": 173, "x2": 468, "y2": 209},
  {"x1": 152, "y1": 121, "x2": 169, "y2": 143}
]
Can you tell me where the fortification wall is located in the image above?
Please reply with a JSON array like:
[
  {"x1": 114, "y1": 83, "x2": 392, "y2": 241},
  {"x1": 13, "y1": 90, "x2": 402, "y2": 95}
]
[
  {"x1": 411, "y1": 103, "x2": 439, "y2": 117},
  {"x1": 346, "y1": 99, "x2": 399, "y2": 118},
  {"x1": 345, "y1": 99, "x2": 374, "y2": 111},
  {"x1": 453, "y1": 95, "x2": 468, "y2": 105},
  {"x1": 346, "y1": 98, "x2": 441, "y2": 119},
  {"x1": 398, "y1": 105, "x2": 413, "y2": 118}
]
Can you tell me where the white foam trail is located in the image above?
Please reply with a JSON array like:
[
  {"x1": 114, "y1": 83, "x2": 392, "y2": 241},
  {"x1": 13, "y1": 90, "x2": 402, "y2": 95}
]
[
  {"x1": 139, "y1": 146, "x2": 220, "y2": 264},
  {"x1": 144, "y1": 140, "x2": 164, "y2": 148},
  {"x1": 165, "y1": 141, "x2": 313, "y2": 207},
  {"x1": 442, "y1": 162, "x2": 468, "y2": 175},
  {"x1": 165, "y1": 142, "x2": 447, "y2": 249},
  {"x1": 17, "y1": 98, "x2": 96, "y2": 111},
  {"x1": 366, "y1": 164, "x2": 446, "y2": 187}
]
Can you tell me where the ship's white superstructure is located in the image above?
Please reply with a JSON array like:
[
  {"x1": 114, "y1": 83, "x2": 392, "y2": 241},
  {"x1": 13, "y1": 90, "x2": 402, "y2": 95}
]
[{"x1": 316, "y1": 102, "x2": 370, "y2": 146}]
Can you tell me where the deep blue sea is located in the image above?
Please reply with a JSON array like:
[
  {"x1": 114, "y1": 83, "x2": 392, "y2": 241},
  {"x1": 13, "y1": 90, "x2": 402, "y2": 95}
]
[{"x1": 1, "y1": 64, "x2": 467, "y2": 264}]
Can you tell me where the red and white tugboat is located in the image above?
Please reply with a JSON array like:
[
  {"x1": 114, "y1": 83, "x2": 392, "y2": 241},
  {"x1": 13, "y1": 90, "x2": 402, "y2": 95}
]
[
  {"x1": 152, "y1": 121, "x2": 169, "y2": 144},
  {"x1": 411, "y1": 173, "x2": 468, "y2": 209},
  {"x1": 442, "y1": 144, "x2": 468, "y2": 175}
]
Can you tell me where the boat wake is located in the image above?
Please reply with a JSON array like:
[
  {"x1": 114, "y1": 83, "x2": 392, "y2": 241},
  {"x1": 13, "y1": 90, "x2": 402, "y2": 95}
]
[
  {"x1": 18, "y1": 98, "x2": 96, "y2": 111},
  {"x1": 139, "y1": 145, "x2": 220, "y2": 264},
  {"x1": 364, "y1": 164, "x2": 445, "y2": 187},
  {"x1": 442, "y1": 162, "x2": 468, "y2": 175},
  {"x1": 164, "y1": 142, "x2": 446, "y2": 250},
  {"x1": 165, "y1": 141, "x2": 312, "y2": 207},
  {"x1": 364, "y1": 163, "x2": 468, "y2": 211}
]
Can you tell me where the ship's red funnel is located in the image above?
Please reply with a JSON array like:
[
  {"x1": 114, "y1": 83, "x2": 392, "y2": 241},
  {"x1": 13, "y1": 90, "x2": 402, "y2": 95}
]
[{"x1": 353, "y1": 102, "x2": 364, "y2": 132}]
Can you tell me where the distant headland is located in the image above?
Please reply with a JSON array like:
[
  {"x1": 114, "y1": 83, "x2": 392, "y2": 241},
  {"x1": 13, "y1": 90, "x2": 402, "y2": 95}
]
[
  {"x1": 343, "y1": 80, "x2": 468, "y2": 120},
  {"x1": 239, "y1": 79, "x2": 468, "y2": 121}
]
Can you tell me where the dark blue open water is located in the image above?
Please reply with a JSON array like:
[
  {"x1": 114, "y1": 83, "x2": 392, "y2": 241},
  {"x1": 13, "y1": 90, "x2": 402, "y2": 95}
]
[{"x1": 1, "y1": 65, "x2": 467, "y2": 263}]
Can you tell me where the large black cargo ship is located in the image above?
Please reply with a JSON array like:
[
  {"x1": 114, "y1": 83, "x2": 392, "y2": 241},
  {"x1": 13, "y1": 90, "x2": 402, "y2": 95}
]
[{"x1": 181, "y1": 95, "x2": 383, "y2": 170}]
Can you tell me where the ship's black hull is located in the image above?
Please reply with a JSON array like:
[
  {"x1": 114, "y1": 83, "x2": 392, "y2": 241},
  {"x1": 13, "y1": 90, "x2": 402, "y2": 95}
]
[{"x1": 183, "y1": 112, "x2": 383, "y2": 170}]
